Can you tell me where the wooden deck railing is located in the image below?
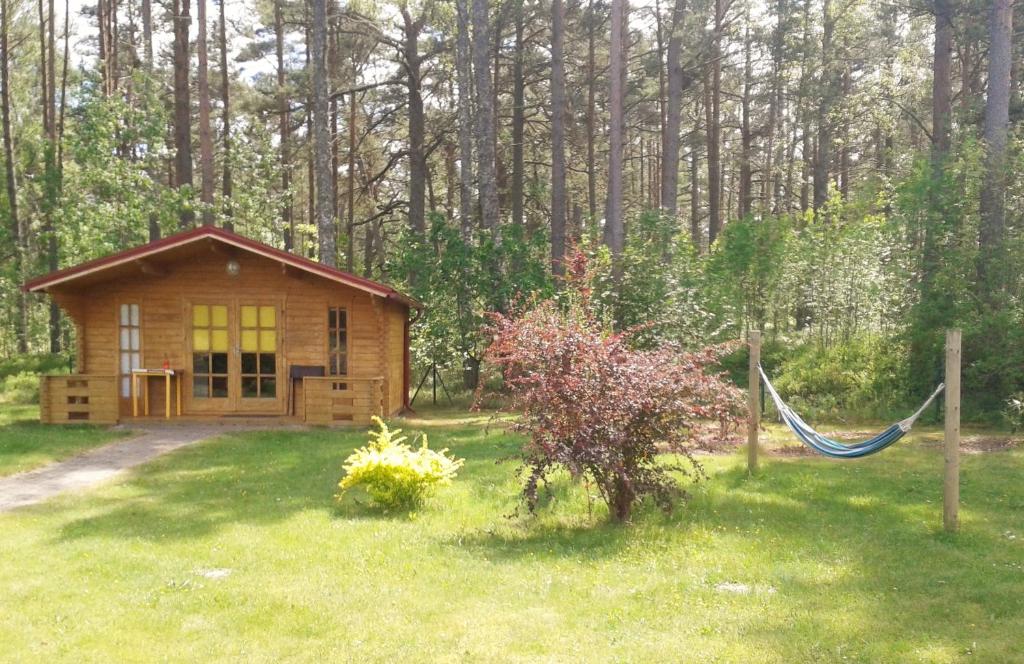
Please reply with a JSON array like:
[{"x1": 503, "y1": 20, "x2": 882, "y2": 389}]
[
  {"x1": 302, "y1": 376, "x2": 384, "y2": 425},
  {"x1": 39, "y1": 374, "x2": 119, "y2": 424}
]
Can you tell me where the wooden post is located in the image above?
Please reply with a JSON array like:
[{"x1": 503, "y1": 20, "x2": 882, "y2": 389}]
[
  {"x1": 164, "y1": 373, "x2": 171, "y2": 420},
  {"x1": 748, "y1": 330, "x2": 761, "y2": 474},
  {"x1": 944, "y1": 328, "x2": 961, "y2": 533}
]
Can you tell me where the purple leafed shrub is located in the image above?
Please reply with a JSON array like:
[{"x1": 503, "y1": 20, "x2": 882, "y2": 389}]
[{"x1": 481, "y1": 251, "x2": 744, "y2": 522}]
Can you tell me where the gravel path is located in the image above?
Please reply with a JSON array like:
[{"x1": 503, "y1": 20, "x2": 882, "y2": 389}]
[{"x1": 0, "y1": 425, "x2": 225, "y2": 513}]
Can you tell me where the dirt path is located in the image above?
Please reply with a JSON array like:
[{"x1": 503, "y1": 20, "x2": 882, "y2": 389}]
[{"x1": 0, "y1": 425, "x2": 226, "y2": 513}]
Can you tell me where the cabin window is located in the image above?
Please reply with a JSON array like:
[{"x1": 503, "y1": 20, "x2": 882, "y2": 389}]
[
  {"x1": 328, "y1": 307, "x2": 348, "y2": 375},
  {"x1": 119, "y1": 304, "x2": 141, "y2": 397},
  {"x1": 192, "y1": 304, "x2": 229, "y2": 398},
  {"x1": 240, "y1": 305, "x2": 277, "y2": 398}
]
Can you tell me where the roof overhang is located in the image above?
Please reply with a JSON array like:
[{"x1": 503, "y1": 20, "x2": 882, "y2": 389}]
[{"x1": 23, "y1": 226, "x2": 421, "y2": 309}]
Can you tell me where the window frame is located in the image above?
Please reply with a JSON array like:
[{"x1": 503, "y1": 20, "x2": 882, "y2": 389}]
[
  {"x1": 239, "y1": 304, "x2": 278, "y2": 399},
  {"x1": 118, "y1": 303, "x2": 142, "y2": 398},
  {"x1": 327, "y1": 306, "x2": 349, "y2": 376},
  {"x1": 191, "y1": 303, "x2": 230, "y2": 399}
]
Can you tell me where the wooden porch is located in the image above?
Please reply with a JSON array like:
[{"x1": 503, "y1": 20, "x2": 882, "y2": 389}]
[
  {"x1": 298, "y1": 376, "x2": 385, "y2": 425},
  {"x1": 39, "y1": 374, "x2": 386, "y2": 426}
]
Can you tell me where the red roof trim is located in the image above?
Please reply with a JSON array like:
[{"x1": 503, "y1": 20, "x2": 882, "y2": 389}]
[{"x1": 23, "y1": 226, "x2": 420, "y2": 308}]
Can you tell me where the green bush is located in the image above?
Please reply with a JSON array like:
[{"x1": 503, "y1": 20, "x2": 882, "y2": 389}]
[
  {"x1": 0, "y1": 353, "x2": 71, "y2": 380},
  {"x1": 338, "y1": 417, "x2": 464, "y2": 510},
  {"x1": 1, "y1": 372, "x2": 41, "y2": 405},
  {"x1": 768, "y1": 335, "x2": 913, "y2": 422}
]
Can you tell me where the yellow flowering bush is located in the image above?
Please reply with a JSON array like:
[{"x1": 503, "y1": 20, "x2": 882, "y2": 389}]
[{"x1": 338, "y1": 416, "x2": 464, "y2": 510}]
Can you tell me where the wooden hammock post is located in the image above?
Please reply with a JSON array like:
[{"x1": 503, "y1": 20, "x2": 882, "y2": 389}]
[
  {"x1": 748, "y1": 330, "x2": 761, "y2": 475},
  {"x1": 944, "y1": 328, "x2": 961, "y2": 533}
]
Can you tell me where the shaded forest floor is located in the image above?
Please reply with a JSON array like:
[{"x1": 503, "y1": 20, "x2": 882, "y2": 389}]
[{"x1": 0, "y1": 404, "x2": 1021, "y2": 662}]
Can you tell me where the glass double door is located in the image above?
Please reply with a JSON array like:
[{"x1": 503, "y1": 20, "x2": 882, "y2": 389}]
[{"x1": 189, "y1": 301, "x2": 283, "y2": 414}]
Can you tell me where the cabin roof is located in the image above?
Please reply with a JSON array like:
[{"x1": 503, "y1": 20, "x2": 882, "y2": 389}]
[{"x1": 23, "y1": 226, "x2": 420, "y2": 309}]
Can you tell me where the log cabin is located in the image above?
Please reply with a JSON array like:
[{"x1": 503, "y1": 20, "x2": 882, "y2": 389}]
[{"x1": 24, "y1": 226, "x2": 419, "y2": 426}]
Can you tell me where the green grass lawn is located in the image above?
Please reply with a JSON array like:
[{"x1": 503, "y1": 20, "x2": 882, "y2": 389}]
[
  {"x1": 0, "y1": 408, "x2": 1021, "y2": 663},
  {"x1": 0, "y1": 405, "x2": 126, "y2": 477}
]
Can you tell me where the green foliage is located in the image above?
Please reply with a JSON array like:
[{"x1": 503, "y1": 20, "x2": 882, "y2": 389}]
[
  {"x1": 61, "y1": 77, "x2": 185, "y2": 258},
  {"x1": 337, "y1": 416, "x2": 464, "y2": 510},
  {"x1": 393, "y1": 214, "x2": 552, "y2": 390},
  {"x1": 1, "y1": 372, "x2": 40, "y2": 405},
  {"x1": 790, "y1": 194, "x2": 898, "y2": 345},
  {"x1": 0, "y1": 353, "x2": 70, "y2": 379},
  {"x1": 769, "y1": 335, "x2": 912, "y2": 421},
  {"x1": 612, "y1": 211, "x2": 722, "y2": 348},
  {"x1": 705, "y1": 213, "x2": 792, "y2": 337},
  {"x1": 715, "y1": 336, "x2": 788, "y2": 386},
  {"x1": 214, "y1": 121, "x2": 290, "y2": 237}
]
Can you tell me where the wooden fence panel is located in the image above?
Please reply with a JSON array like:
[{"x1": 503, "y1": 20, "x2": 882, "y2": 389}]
[
  {"x1": 39, "y1": 375, "x2": 119, "y2": 425},
  {"x1": 302, "y1": 376, "x2": 384, "y2": 426}
]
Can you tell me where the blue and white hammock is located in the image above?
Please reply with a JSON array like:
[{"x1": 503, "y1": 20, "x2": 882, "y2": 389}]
[{"x1": 758, "y1": 366, "x2": 945, "y2": 458}]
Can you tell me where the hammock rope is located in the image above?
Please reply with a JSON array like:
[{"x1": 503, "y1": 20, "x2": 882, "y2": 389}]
[{"x1": 758, "y1": 365, "x2": 944, "y2": 459}]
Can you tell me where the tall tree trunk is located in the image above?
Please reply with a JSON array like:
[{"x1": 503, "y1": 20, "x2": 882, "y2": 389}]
[
  {"x1": 798, "y1": 0, "x2": 810, "y2": 215},
  {"x1": 311, "y1": 0, "x2": 335, "y2": 265},
  {"x1": 102, "y1": 0, "x2": 115, "y2": 95},
  {"x1": 511, "y1": 2, "x2": 525, "y2": 229},
  {"x1": 1, "y1": 0, "x2": 25, "y2": 352},
  {"x1": 108, "y1": 0, "x2": 117, "y2": 92},
  {"x1": 550, "y1": 0, "x2": 567, "y2": 275},
  {"x1": 304, "y1": 14, "x2": 314, "y2": 258},
  {"x1": 97, "y1": 0, "x2": 106, "y2": 96},
  {"x1": 491, "y1": 12, "x2": 506, "y2": 218},
  {"x1": 654, "y1": 0, "x2": 664, "y2": 210},
  {"x1": 197, "y1": 0, "x2": 214, "y2": 225},
  {"x1": 689, "y1": 121, "x2": 701, "y2": 249},
  {"x1": 403, "y1": 10, "x2": 427, "y2": 239},
  {"x1": 275, "y1": 0, "x2": 292, "y2": 249},
  {"x1": 472, "y1": 0, "x2": 499, "y2": 238},
  {"x1": 838, "y1": 68, "x2": 851, "y2": 199},
  {"x1": 173, "y1": 0, "x2": 194, "y2": 227},
  {"x1": 329, "y1": 20, "x2": 339, "y2": 240},
  {"x1": 47, "y1": 0, "x2": 55, "y2": 127},
  {"x1": 41, "y1": 0, "x2": 60, "y2": 352},
  {"x1": 585, "y1": 0, "x2": 597, "y2": 222},
  {"x1": 603, "y1": 0, "x2": 626, "y2": 268},
  {"x1": 142, "y1": 0, "x2": 152, "y2": 68},
  {"x1": 739, "y1": 17, "x2": 753, "y2": 219},
  {"x1": 813, "y1": 0, "x2": 834, "y2": 212},
  {"x1": 765, "y1": 0, "x2": 785, "y2": 214},
  {"x1": 660, "y1": 0, "x2": 687, "y2": 218},
  {"x1": 455, "y1": 0, "x2": 474, "y2": 239},
  {"x1": 219, "y1": 0, "x2": 232, "y2": 227},
  {"x1": 141, "y1": 0, "x2": 158, "y2": 240},
  {"x1": 331, "y1": 100, "x2": 339, "y2": 238},
  {"x1": 932, "y1": 0, "x2": 953, "y2": 162},
  {"x1": 978, "y1": 0, "x2": 1013, "y2": 299},
  {"x1": 706, "y1": 0, "x2": 722, "y2": 244},
  {"x1": 347, "y1": 92, "x2": 356, "y2": 272},
  {"x1": 38, "y1": 0, "x2": 48, "y2": 134},
  {"x1": 705, "y1": 79, "x2": 720, "y2": 243}
]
